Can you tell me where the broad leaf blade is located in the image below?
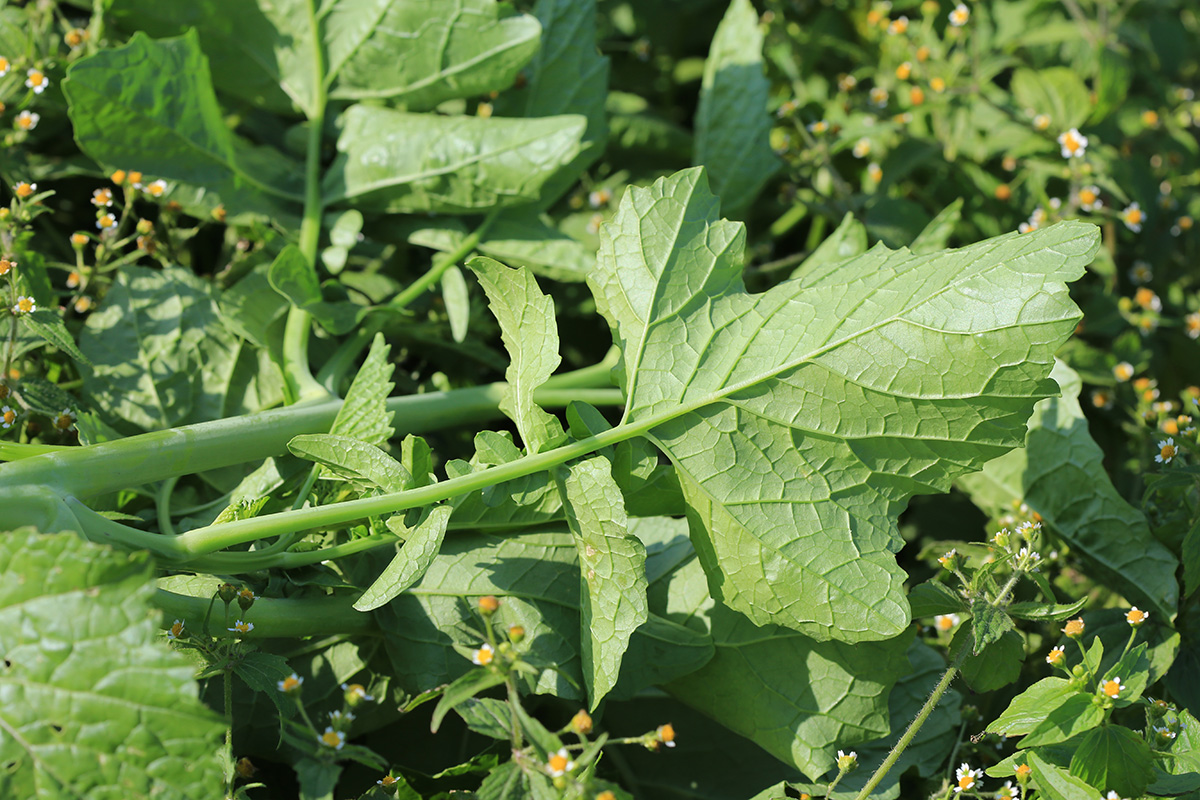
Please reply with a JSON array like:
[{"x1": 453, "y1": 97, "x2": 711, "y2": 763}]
[
  {"x1": 555, "y1": 456, "x2": 649, "y2": 710},
  {"x1": 590, "y1": 167, "x2": 1097, "y2": 641},
  {"x1": 469, "y1": 256, "x2": 565, "y2": 452},
  {"x1": 64, "y1": 31, "x2": 302, "y2": 218},
  {"x1": 1070, "y1": 725, "x2": 1155, "y2": 798},
  {"x1": 355, "y1": 505, "x2": 454, "y2": 612},
  {"x1": 958, "y1": 361, "x2": 1178, "y2": 619},
  {"x1": 0, "y1": 529, "x2": 225, "y2": 798},
  {"x1": 289, "y1": 434, "x2": 411, "y2": 493},
  {"x1": 324, "y1": 106, "x2": 586, "y2": 213},
  {"x1": 693, "y1": 0, "x2": 779, "y2": 215},
  {"x1": 1028, "y1": 751, "x2": 1103, "y2": 800}
]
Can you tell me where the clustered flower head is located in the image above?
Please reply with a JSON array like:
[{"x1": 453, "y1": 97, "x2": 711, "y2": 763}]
[
  {"x1": 16, "y1": 110, "x2": 38, "y2": 131},
  {"x1": 277, "y1": 673, "x2": 303, "y2": 694},
  {"x1": 471, "y1": 642, "x2": 495, "y2": 665},
  {"x1": 1045, "y1": 645, "x2": 1065, "y2": 666},
  {"x1": 837, "y1": 749, "x2": 858, "y2": 770},
  {"x1": 319, "y1": 726, "x2": 345, "y2": 750},
  {"x1": 948, "y1": 4, "x2": 970, "y2": 26},
  {"x1": 955, "y1": 763, "x2": 983, "y2": 793},
  {"x1": 935, "y1": 613, "x2": 960, "y2": 632},
  {"x1": 1126, "y1": 606, "x2": 1149, "y2": 627},
  {"x1": 1062, "y1": 617, "x2": 1085, "y2": 638},
  {"x1": 227, "y1": 619, "x2": 254, "y2": 635},
  {"x1": 342, "y1": 682, "x2": 375, "y2": 705},
  {"x1": 546, "y1": 747, "x2": 575, "y2": 777},
  {"x1": 1156, "y1": 438, "x2": 1177, "y2": 464},
  {"x1": 167, "y1": 619, "x2": 186, "y2": 640},
  {"x1": 1057, "y1": 128, "x2": 1088, "y2": 158},
  {"x1": 1121, "y1": 202, "x2": 1144, "y2": 232},
  {"x1": 25, "y1": 68, "x2": 49, "y2": 94},
  {"x1": 1101, "y1": 677, "x2": 1126, "y2": 698}
]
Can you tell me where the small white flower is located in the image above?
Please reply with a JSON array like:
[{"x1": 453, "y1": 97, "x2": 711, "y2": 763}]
[
  {"x1": 227, "y1": 620, "x2": 254, "y2": 634},
  {"x1": 25, "y1": 68, "x2": 49, "y2": 94},
  {"x1": 1121, "y1": 202, "x2": 1145, "y2": 232},
  {"x1": 546, "y1": 747, "x2": 574, "y2": 777},
  {"x1": 318, "y1": 726, "x2": 346, "y2": 750},
  {"x1": 15, "y1": 110, "x2": 39, "y2": 131},
  {"x1": 955, "y1": 763, "x2": 983, "y2": 793},
  {"x1": 934, "y1": 613, "x2": 960, "y2": 632},
  {"x1": 167, "y1": 619, "x2": 185, "y2": 640},
  {"x1": 1156, "y1": 438, "x2": 1177, "y2": 464},
  {"x1": 949, "y1": 4, "x2": 970, "y2": 26},
  {"x1": 1057, "y1": 128, "x2": 1088, "y2": 159}
]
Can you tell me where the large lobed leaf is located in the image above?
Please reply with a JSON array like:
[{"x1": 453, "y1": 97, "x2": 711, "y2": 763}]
[
  {"x1": 590, "y1": 168, "x2": 1098, "y2": 641},
  {"x1": 957, "y1": 361, "x2": 1178, "y2": 620},
  {"x1": 105, "y1": 0, "x2": 540, "y2": 116},
  {"x1": 0, "y1": 529, "x2": 225, "y2": 798}
]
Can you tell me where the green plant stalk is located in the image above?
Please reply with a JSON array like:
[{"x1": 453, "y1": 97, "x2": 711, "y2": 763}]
[
  {"x1": 224, "y1": 667, "x2": 235, "y2": 798},
  {"x1": 154, "y1": 588, "x2": 375, "y2": 638},
  {"x1": 280, "y1": 0, "x2": 333, "y2": 404},
  {"x1": 0, "y1": 378, "x2": 621, "y2": 500}
]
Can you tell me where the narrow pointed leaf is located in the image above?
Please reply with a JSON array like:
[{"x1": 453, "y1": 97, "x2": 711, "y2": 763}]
[
  {"x1": 23, "y1": 311, "x2": 92, "y2": 367},
  {"x1": 355, "y1": 505, "x2": 453, "y2": 611},
  {"x1": 693, "y1": 0, "x2": 779, "y2": 215},
  {"x1": 958, "y1": 360, "x2": 1178, "y2": 619},
  {"x1": 0, "y1": 529, "x2": 225, "y2": 798},
  {"x1": 555, "y1": 456, "x2": 649, "y2": 709},
  {"x1": 331, "y1": 333, "x2": 395, "y2": 447},
  {"x1": 442, "y1": 265, "x2": 471, "y2": 344},
  {"x1": 469, "y1": 256, "x2": 565, "y2": 452},
  {"x1": 590, "y1": 167, "x2": 1097, "y2": 641},
  {"x1": 431, "y1": 667, "x2": 509, "y2": 733}
]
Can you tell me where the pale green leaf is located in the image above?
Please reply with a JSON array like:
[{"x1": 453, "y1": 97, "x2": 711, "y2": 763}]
[
  {"x1": 106, "y1": 0, "x2": 541, "y2": 115},
  {"x1": 693, "y1": 0, "x2": 779, "y2": 215},
  {"x1": 590, "y1": 167, "x2": 1097, "y2": 641},
  {"x1": 1010, "y1": 67, "x2": 1091, "y2": 131},
  {"x1": 442, "y1": 265, "x2": 471, "y2": 344},
  {"x1": 324, "y1": 106, "x2": 587, "y2": 213},
  {"x1": 1028, "y1": 751, "x2": 1103, "y2": 800},
  {"x1": 79, "y1": 266, "x2": 241, "y2": 431},
  {"x1": 331, "y1": 333, "x2": 395, "y2": 447},
  {"x1": 667, "y1": 607, "x2": 915, "y2": 778},
  {"x1": 469, "y1": 256, "x2": 565, "y2": 452},
  {"x1": 790, "y1": 212, "x2": 868, "y2": 280},
  {"x1": 957, "y1": 360, "x2": 1178, "y2": 620},
  {"x1": 555, "y1": 456, "x2": 649, "y2": 709},
  {"x1": 64, "y1": 31, "x2": 302, "y2": 219},
  {"x1": 288, "y1": 434, "x2": 411, "y2": 493},
  {"x1": 987, "y1": 677, "x2": 1075, "y2": 737},
  {"x1": 0, "y1": 529, "x2": 225, "y2": 799},
  {"x1": 355, "y1": 505, "x2": 453, "y2": 612}
]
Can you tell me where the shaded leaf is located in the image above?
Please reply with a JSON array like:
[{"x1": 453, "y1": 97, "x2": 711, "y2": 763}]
[
  {"x1": 956, "y1": 627, "x2": 1025, "y2": 692},
  {"x1": 958, "y1": 360, "x2": 1178, "y2": 620},
  {"x1": 694, "y1": 0, "x2": 779, "y2": 214},
  {"x1": 430, "y1": 667, "x2": 507, "y2": 733},
  {"x1": 910, "y1": 198, "x2": 963, "y2": 254},
  {"x1": 268, "y1": 245, "x2": 366, "y2": 336}
]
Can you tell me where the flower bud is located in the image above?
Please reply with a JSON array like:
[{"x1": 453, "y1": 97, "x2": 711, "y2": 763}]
[
  {"x1": 342, "y1": 682, "x2": 375, "y2": 707},
  {"x1": 217, "y1": 583, "x2": 239, "y2": 604},
  {"x1": 478, "y1": 595, "x2": 500, "y2": 615},
  {"x1": 1062, "y1": 617, "x2": 1085, "y2": 638},
  {"x1": 570, "y1": 709, "x2": 593, "y2": 735},
  {"x1": 237, "y1": 588, "x2": 256, "y2": 611}
]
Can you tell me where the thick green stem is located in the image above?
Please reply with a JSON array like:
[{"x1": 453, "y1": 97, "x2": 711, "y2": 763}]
[
  {"x1": 0, "y1": 374, "x2": 620, "y2": 499},
  {"x1": 154, "y1": 589, "x2": 374, "y2": 638},
  {"x1": 224, "y1": 668, "x2": 235, "y2": 797},
  {"x1": 280, "y1": 0, "x2": 332, "y2": 404}
]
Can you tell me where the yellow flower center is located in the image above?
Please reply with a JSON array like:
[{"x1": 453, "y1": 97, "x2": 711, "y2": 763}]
[
  {"x1": 1103, "y1": 679, "x2": 1122, "y2": 698},
  {"x1": 959, "y1": 775, "x2": 975, "y2": 790},
  {"x1": 1079, "y1": 188, "x2": 1097, "y2": 204},
  {"x1": 548, "y1": 753, "x2": 569, "y2": 773},
  {"x1": 321, "y1": 730, "x2": 342, "y2": 747},
  {"x1": 28, "y1": 70, "x2": 44, "y2": 86},
  {"x1": 16, "y1": 183, "x2": 34, "y2": 198},
  {"x1": 936, "y1": 616, "x2": 955, "y2": 631},
  {"x1": 896, "y1": 62, "x2": 912, "y2": 80},
  {"x1": 931, "y1": 77, "x2": 947, "y2": 92},
  {"x1": 1127, "y1": 608, "x2": 1147, "y2": 624},
  {"x1": 17, "y1": 298, "x2": 34, "y2": 313},
  {"x1": 2, "y1": 410, "x2": 14, "y2": 425},
  {"x1": 1126, "y1": 209, "x2": 1143, "y2": 224},
  {"x1": 474, "y1": 647, "x2": 494, "y2": 665},
  {"x1": 1162, "y1": 444, "x2": 1176, "y2": 460},
  {"x1": 170, "y1": 621, "x2": 184, "y2": 637}
]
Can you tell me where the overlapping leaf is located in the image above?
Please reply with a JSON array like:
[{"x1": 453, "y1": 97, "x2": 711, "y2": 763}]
[
  {"x1": 323, "y1": 106, "x2": 587, "y2": 213},
  {"x1": 105, "y1": 0, "x2": 540, "y2": 115},
  {"x1": 0, "y1": 530, "x2": 225, "y2": 799},
  {"x1": 693, "y1": 0, "x2": 779, "y2": 215},
  {"x1": 957, "y1": 361, "x2": 1178, "y2": 619},
  {"x1": 589, "y1": 167, "x2": 1098, "y2": 641}
]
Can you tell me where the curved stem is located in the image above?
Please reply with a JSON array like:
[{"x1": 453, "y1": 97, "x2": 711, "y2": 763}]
[
  {"x1": 387, "y1": 212, "x2": 499, "y2": 313},
  {"x1": 157, "y1": 475, "x2": 180, "y2": 536}
]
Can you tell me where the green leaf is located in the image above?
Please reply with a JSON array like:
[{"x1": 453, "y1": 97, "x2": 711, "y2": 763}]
[
  {"x1": 1099, "y1": 643, "x2": 1150, "y2": 706},
  {"x1": 1029, "y1": 751, "x2": 1104, "y2": 800},
  {"x1": 64, "y1": 31, "x2": 302, "y2": 219},
  {"x1": 477, "y1": 761, "x2": 529, "y2": 800},
  {"x1": 1020, "y1": 694, "x2": 1107, "y2": 748},
  {"x1": 431, "y1": 667, "x2": 508, "y2": 733},
  {"x1": 1010, "y1": 67, "x2": 1091, "y2": 131},
  {"x1": 988, "y1": 677, "x2": 1075, "y2": 737},
  {"x1": 106, "y1": 0, "x2": 541, "y2": 115},
  {"x1": 454, "y1": 697, "x2": 515, "y2": 740},
  {"x1": 667, "y1": 607, "x2": 915, "y2": 778},
  {"x1": 1008, "y1": 597, "x2": 1088, "y2": 621},
  {"x1": 790, "y1": 212, "x2": 868, "y2": 280},
  {"x1": 591, "y1": 167, "x2": 1096, "y2": 641},
  {"x1": 79, "y1": 265, "x2": 242, "y2": 430},
  {"x1": 441, "y1": 265, "x2": 471, "y2": 344},
  {"x1": 324, "y1": 106, "x2": 587, "y2": 213},
  {"x1": 908, "y1": 581, "x2": 968, "y2": 618},
  {"x1": 331, "y1": 333, "x2": 395, "y2": 447},
  {"x1": 555, "y1": 456, "x2": 649, "y2": 710},
  {"x1": 972, "y1": 596, "x2": 1015, "y2": 652},
  {"x1": 354, "y1": 505, "x2": 453, "y2": 611},
  {"x1": 693, "y1": 0, "x2": 779, "y2": 215},
  {"x1": 469, "y1": 257, "x2": 566, "y2": 452},
  {"x1": 493, "y1": 0, "x2": 610, "y2": 203},
  {"x1": 955, "y1": 627, "x2": 1025, "y2": 692},
  {"x1": 1149, "y1": 708, "x2": 1200, "y2": 794},
  {"x1": 1070, "y1": 725, "x2": 1155, "y2": 798},
  {"x1": 400, "y1": 210, "x2": 595, "y2": 283},
  {"x1": 297, "y1": 759, "x2": 342, "y2": 800},
  {"x1": 233, "y1": 650, "x2": 299, "y2": 719},
  {"x1": 1184, "y1": 518, "x2": 1200, "y2": 599},
  {"x1": 0, "y1": 529, "x2": 225, "y2": 798},
  {"x1": 958, "y1": 360, "x2": 1178, "y2": 620},
  {"x1": 288, "y1": 434, "x2": 411, "y2": 493},
  {"x1": 910, "y1": 198, "x2": 963, "y2": 254},
  {"x1": 268, "y1": 245, "x2": 366, "y2": 336},
  {"x1": 22, "y1": 310, "x2": 92, "y2": 366}
]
